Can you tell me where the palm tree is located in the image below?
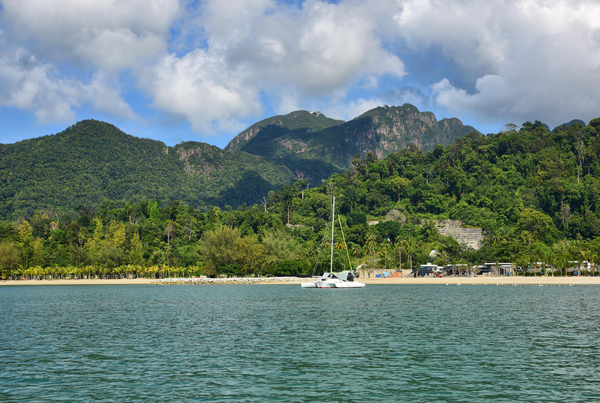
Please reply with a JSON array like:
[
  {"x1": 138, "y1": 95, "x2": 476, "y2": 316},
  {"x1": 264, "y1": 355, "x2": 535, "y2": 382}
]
[
  {"x1": 580, "y1": 247, "x2": 590, "y2": 276},
  {"x1": 405, "y1": 238, "x2": 421, "y2": 276},
  {"x1": 397, "y1": 239, "x2": 409, "y2": 272},
  {"x1": 456, "y1": 256, "x2": 467, "y2": 276},
  {"x1": 553, "y1": 239, "x2": 572, "y2": 276},
  {"x1": 364, "y1": 233, "x2": 377, "y2": 276},
  {"x1": 570, "y1": 240, "x2": 583, "y2": 276},
  {"x1": 164, "y1": 221, "x2": 177, "y2": 266},
  {"x1": 544, "y1": 250, "x2": 557, "y2": 277},
  {"x1": 334, "y1": 241, "x2": 347, "y2": 270},
  {"x1": 517, "y1": 252, "x2": 532, "y2": 277},
  {"x1": 351, "y1": 244, "x2": 363, "y2": 272},
  {"x1": 590, "y1": 251, "x2": 600, "y2": 277},
  {"x1": 380, "y1": 240, "x2": 391, "y2": 271},
  {"x1": 484, "y1": 228, "x2": 502, "y2": 248},
  {"x1": 334, "y1": 241, "x2": 346, "y2": 251},
  {"x1": 558, "y1": 255, "x2": 569, "y2": 277}
]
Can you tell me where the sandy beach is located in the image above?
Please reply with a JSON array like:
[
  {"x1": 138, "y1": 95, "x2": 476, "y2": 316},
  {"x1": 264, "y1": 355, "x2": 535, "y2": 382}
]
[
  {"x1": 359, "y1": 276, "x2": 600, "y2": 285},
  {"x1": 2, "y1": 276, "x2": 600, "y2": 286},
  {"x1": 0, "y1": 278, "x2": 156, "y2": 286}
]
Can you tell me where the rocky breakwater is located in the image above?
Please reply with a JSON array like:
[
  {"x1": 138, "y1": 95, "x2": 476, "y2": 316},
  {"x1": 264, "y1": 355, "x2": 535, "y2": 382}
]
[{"x1": 150, "y1": 277, "x2": 303, "y2": 285}]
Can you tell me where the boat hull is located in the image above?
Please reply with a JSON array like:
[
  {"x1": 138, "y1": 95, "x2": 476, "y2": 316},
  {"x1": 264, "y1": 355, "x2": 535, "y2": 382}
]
[
  {"x1": 334, "y1": 281, "x2": 366, "y2": 288},
  {"x1": 301, "y1": 280, "x2": 365, "y2": 288}
]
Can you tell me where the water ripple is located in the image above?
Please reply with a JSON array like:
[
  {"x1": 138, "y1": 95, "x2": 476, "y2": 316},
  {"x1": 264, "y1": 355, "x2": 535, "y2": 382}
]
[{"x1": 1, "y1": 284, "x2": 600, "y2": 402}]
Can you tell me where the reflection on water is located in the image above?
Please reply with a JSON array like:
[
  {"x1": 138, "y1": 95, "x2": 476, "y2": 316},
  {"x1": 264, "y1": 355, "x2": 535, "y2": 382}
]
[{"x1": 1, "y1": 284, "x2": 600, "y2": 402}]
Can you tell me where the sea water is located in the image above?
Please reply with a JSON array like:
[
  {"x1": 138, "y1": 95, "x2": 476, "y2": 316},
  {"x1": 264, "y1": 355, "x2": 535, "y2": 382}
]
[{"x1": 1, "y1": 284, "x2": 600, "y2": 402}]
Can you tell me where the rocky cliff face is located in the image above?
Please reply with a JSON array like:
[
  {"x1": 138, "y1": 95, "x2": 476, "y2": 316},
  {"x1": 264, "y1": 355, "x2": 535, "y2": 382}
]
[
  {"x1": 436, "y1": 220, "x2": 484, "y2": 250},
  {"x1": 344, "y1": 105, "x2": 479, "y2": 157},
  {"x1": 224, "y1": 104, "x2": 480, "y2": 183}
]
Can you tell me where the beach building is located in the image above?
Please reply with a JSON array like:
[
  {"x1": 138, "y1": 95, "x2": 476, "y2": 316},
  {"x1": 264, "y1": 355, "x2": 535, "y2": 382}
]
[
  {"x1": 479, "y1": 263, "x2": 514, "y2": 276},
  {"x1": 565, "y1": 261, "x2": 591, "y2": 275},
  {"x1": 413, "y1": 263, "x2": 444, "y2": 276},
  {"x1": 444, "y1": 263, "x2": 470, "y2": 276}
]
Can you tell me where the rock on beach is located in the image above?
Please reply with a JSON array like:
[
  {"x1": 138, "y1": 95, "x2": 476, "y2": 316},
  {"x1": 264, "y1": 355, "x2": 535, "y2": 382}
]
[{"x1": 150, "y1": 277, "x2": 303, "y2": 285}]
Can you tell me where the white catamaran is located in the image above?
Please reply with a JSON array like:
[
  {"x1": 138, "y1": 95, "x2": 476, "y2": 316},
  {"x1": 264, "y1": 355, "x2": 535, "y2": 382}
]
[{"x1": 301, "y1": 197, "x2": 365, "y2": 289}]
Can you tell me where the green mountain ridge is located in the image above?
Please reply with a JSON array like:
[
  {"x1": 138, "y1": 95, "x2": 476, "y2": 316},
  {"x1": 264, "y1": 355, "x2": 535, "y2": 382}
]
[
  {"x1": 3, "y1": 118, "x2": 600, "y2": 278},
  {"x1": 0, "y1": 120, "x2": 293, "y2": 219},
  {"x1": 225, "y1": 110, "x2": 344, "y2": 152},
  {"x1": 225, "y1": 104, "x2": 480, "y2": 182},
  {"x1": 1, "y1": 105, "x2": 480, "y2": 220}
]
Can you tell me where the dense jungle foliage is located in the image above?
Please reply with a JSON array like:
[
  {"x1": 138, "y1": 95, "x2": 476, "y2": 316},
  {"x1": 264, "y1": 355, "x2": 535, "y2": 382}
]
[
  {"x1": 226, "y1": 105, "x2": 479, "y2": 183},
  {"x1": 2, "y1": 118, "x2": 600, "y2": 280},
  {"x1": 0, "y1": 120, "x2": 293, "y2": 219}
]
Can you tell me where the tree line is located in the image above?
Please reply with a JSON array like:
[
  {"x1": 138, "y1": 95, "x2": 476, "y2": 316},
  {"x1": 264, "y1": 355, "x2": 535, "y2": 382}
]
[{"x1": 2, "y1": 118, "x2": 600, "y2": 279}]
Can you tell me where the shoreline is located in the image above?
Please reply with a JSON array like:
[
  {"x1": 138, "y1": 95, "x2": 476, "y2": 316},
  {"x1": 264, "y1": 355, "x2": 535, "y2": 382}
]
[
  {"x1": 359, "y1": 276, "x2": 600, "y2": 285},
  {"x1": 2, "y1": 276, "x2": 600, "y2": 286}
]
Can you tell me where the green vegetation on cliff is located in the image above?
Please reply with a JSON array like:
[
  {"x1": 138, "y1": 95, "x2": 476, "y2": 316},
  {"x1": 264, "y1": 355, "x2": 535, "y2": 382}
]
[{"x1": 225, "y1": 104, "x2": 480, "y2": 183}]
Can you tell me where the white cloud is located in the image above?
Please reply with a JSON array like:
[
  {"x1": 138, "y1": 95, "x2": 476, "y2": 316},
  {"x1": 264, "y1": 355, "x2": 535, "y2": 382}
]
[
  {"x1": 396, "y1": 0, "x2": 600, "y2": 127},
  {"x1": 74, "y1": 28, "x2": 166, "y2": 71},
  {"x1": 0, "y1": 50, "x2": 79, "y2": 122},
  {"x1": 139, "y1": 0, "x2": 406, "y2": 133},
  {"x1": 223, "y1": 0, "x2": 405, "y2": 97},
  {"x1": 0, "y1": 50, "x2": 134, "y2": 123},
  {"x1": 200, "y1": 0, "x2": 276, "y2": 45},
  {"x1": 143, "y1": 50, "x2": 262, "y2": 134},
  {"x1": 395, "y1": 0, "x2": 506, "y2": 81},
  {"x1": 272, "y1": 89, "x2": 302, "y2": 116},
  {"x1": 83, "y1": 74, "x2": 136, "y2": 119},
  {"x1": 322, "y1": 97, "x2": 386, "y2": 121},
  {"x1": 0, "y1": 0, "x2": 174, "y2": 124},
  {"x1": 3, "y1": 0, "x2": 600, "y2": 138},
  {"x1": 1, "y1": 0, "x2": 406, "y2": 133},
  {"x1": 0, "y1": 0, "x2": 179, "y2": 70}
]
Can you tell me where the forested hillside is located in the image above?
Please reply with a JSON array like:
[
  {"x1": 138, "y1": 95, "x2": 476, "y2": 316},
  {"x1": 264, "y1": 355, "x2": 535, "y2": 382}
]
[
  {"x1": 0, "y1": 120, "x2": 293, "y2": 219},
  {"x1": 2, "y1": 117, "x2": 600, "y2": 280},
  {"x1": 0, "y1": 106, "x2": 478, "y2": 220},
  {"x1": 226, "y1": 104, "x2": 479, "y2": 182}
]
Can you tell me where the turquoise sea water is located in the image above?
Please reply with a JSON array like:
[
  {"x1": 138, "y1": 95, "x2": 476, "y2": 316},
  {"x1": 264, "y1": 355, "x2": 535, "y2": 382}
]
[{"x1": 1, "y1": 284, "x2": 600, "y2": 402}]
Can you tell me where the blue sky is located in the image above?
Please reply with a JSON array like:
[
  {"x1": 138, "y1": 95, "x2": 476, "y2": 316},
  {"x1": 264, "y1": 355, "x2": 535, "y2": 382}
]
[{"x1": 1, "y1": 0, "x2": 599, "y2": 149}]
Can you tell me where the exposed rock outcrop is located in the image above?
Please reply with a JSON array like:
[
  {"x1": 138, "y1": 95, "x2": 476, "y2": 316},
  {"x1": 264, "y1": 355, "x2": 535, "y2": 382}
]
[{"x1": 436, "y1": 220, "x2": 484, "y2": 250}]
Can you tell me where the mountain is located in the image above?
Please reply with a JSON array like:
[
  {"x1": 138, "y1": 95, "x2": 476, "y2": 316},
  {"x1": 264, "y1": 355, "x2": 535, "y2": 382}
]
[
  {"x1": 225, "y1": 104, "x2": 479, "y2": 182},
  {"x1": 0, "y1": 105, "x2": 479, "y2": 219},
  {"x1": 225, "y1": 110, "x2": 344, "y2": 152},
  {"x1": 552, "y1": 119, "x2": 587, "y2": 132},
  {"x1": 0, "y1": 120, "x2": 293, "y2": 219}
]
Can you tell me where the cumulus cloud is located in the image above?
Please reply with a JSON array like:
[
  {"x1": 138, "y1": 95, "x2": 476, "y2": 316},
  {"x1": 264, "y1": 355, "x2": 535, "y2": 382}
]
[
  {"x1": 222, "y1": 0, "x2": 405, "y2": 96},
  {"x1": 0, "y1": 0, "x2": 175, "y2": 123},
  {"x1": 83, "y1": 74, "x2": 136, "y2": 120},
  {"x1": 0, "y1": 50, "x2": 78, "y2": 122},
  {"x1": 141, "y1": 0, "x2": 405, "y2": 131},
  {"x1": 0, "y1": 0, "x2": 179, "y2": 69},
  {"x1": 0, "y1": 50, "x2": 134, "y2": 123},
  {"x1": 0, "y1": 0, "x2": 406, "y2": 132},
  {"x1": 396, "y1": 0, "x2": 600, "y2": 127},
  {"x1": 395, "y1": 0, "x2": 506, "y2": 83},
  {"x1": 142, "y1": 49, "x2": 262, "y2": 133},
  {"x1": 2, "y1": 0, "x2": 600, "y2": 137},
  {"x1": 322, "y1": 97, "x2": 386, "y2": 121}
]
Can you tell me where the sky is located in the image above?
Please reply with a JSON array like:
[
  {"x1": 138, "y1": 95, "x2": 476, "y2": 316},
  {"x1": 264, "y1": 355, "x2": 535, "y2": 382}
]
[{"x1": 1, "y1": 0, "x2": 599, "y2": 149}]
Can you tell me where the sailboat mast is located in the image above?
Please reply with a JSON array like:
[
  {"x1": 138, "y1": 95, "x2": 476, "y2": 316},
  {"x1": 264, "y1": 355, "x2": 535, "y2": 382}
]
[{"x1": 330, "y1": 196, "x2": 335, "y2": 274}]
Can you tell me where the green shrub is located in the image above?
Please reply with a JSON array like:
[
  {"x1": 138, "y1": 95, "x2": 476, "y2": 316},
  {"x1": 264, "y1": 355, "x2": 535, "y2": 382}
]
[{"x1": 268, "y1": 260, "x2": 310, "y2": 276}]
